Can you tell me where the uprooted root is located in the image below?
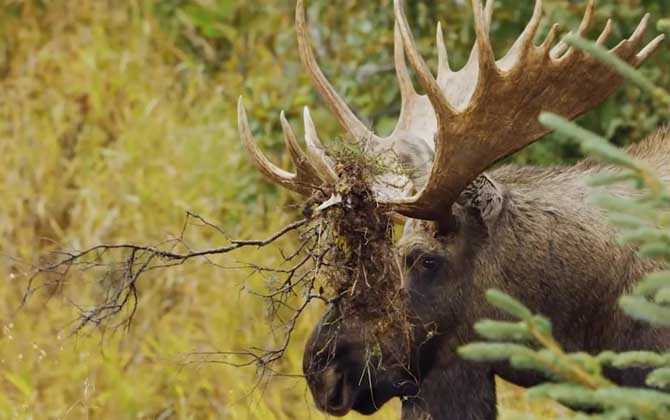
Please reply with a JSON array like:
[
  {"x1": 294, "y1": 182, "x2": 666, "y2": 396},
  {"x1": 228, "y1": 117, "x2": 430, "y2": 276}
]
[{"x1": 310, "y1": 159, "x2": 414, "y2": 371}]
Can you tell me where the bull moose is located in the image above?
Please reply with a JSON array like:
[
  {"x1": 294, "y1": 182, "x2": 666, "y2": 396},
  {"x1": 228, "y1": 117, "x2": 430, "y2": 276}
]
[{"x1": 237, "y1": 0, "x2": 669, "y2": 418}]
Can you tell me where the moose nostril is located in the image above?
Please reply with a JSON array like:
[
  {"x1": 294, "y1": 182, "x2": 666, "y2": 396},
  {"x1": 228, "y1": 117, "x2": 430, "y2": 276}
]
[
  {"x1": 317, "y1": 366, "x2": 353, "y2": 414},
  {"x1": 327, "y1": 373, "x2": 345, "y2": 408}
]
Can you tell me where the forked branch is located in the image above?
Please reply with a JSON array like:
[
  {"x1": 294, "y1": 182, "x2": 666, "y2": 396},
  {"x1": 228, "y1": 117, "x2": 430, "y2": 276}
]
[{"x1": 21, "y1": 214, "x2": 311, "y2": 334}]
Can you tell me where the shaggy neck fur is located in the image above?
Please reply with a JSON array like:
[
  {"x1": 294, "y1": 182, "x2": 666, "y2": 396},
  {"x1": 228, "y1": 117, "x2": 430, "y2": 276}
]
[{"x1": 401, "y1": 128, "x2": 670, "y2": 420}]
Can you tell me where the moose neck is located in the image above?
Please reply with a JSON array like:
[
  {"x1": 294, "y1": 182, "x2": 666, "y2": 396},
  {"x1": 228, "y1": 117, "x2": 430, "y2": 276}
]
[
  {"x1": 401, "y1": 152, "x2": 670, "y2": 418},
  {"x1": 476, "y1": 163, "x2": 662, "y2": 352},
  {"x1": 401, "y1": 335, "x2": 497, "y2": 420}
]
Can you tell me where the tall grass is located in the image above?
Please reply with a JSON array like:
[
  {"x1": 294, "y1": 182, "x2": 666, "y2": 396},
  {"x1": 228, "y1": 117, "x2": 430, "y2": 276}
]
[
  {"x1": 0, "y1": 0, "x2": 657, "y2": 418},
  {"x1": 0, "y1": 1, "x2": 332, "y2": 418}
]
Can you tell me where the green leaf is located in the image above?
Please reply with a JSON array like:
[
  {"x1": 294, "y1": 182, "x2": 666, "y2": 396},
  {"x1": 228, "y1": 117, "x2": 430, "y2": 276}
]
[
  {"x1": 655, "y1": 287, "x2": 670, "y2": 305},
  {"x1": 531, "y1": 315, "x2": 553, "y2": 336},
  {"x1": 619, "y1": 228, "x2": 668, "y2": 244},
  {"x1": 606, "y1": 214, "x2": 650, "y2": 230},
  {"x1": 659, "y1": 19, "x2": 670, "y2": 34},
  {"x1": 647, "y1": 367, "x2": 670, "y2": 389},
  {"x1": 527, "y1": 383, "x2": 601, "y2": 410},
  {"x1": 568, "y1": 352, "x2": 602, "y2": 376},
  {"x1": 619, "y1": 295, "x2": 670, "y2": 327},
  {"x1": 586, "y1": 171, "x2": 638, "y2": 188},
  {"x1": 639, "y1": 242, "x2": 670, "y2": 259},
  {"x1": 581, "y1": 139, "x2": 640, "y2": 170},
  {"x1": 590, "y1": 194, "x2": 656, "y2": 218},
  {"x1": 510, "y1": 350, "x2": 562, "y2": 380},
  {"x1": 457, "y1": 342, "x2": 533, "y2": 362},
  {"x1": 597, "y1": 351, "x2": 617, "y2": 365},
  {"x1": 594, "y1": 387, "x2": 670, "y2": 416},
  {"x1": 603, "y1": 351, "x2": 668, "y2": 369},
  {"x1": 633, "y1": 271, "x2": 670, "y2": 296},
  {"x1": 538, "y1": 113, "x2": 658, "y2": 174},
  {"x1": 474, "y1": 320, "x2": 532, "y2": 342},
  {"x1": 484, "y1": 289, "x2": 532, "y2": 320}
]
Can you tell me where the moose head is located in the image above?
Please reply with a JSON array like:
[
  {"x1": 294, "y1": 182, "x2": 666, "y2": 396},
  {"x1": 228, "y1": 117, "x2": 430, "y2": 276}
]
[{"x1": 238, "y1": 0, "x2": 665, "y2": 417}]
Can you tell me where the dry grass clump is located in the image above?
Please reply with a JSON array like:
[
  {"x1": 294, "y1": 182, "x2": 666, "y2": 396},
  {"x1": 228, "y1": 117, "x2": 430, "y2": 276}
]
[
  {"x1": 300, "y1": 149, "x2": 415, "y2": 371},
  {"x1": 321, "y1": 165, "x2": 397, "y2": 300}
]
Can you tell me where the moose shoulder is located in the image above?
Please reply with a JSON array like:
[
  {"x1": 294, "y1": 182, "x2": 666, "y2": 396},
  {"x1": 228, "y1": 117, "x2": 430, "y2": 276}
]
[
  {"x1": 395, "y1": 129, "x2": 670, "y2": 419},
  {"x1": 237, "y1": 0, "x2": 669, "y2": 418}
]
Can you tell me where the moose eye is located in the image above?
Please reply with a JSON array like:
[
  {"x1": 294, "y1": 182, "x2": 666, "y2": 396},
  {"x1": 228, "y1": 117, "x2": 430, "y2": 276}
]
[{"x1": 421, "y1": 256, "x2": 439, "y2": 270}]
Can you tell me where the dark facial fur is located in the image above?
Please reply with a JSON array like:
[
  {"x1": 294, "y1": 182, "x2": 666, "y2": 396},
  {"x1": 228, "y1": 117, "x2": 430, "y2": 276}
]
[{"x1": 303, "y1": 127, "x2": 670, "y2": 419}]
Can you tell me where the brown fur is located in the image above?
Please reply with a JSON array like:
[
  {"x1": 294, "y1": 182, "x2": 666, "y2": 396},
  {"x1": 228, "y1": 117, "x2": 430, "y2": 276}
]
[{"x1": 303, "y1": 128, "x2": 670, "y2": 419}]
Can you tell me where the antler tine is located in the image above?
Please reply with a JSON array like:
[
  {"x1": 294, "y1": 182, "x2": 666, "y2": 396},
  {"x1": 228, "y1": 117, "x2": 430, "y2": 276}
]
[
  {"x1": 471, "y1": 0, "x2": 496, "y2": 75},
  {"x1": 303, "y1": 107, "x2": 338, "y2": 183},
  {"x1": 498, "y1": 0, "x2": 543, "y2": 71},
  {"x1": 555, "y1": 0, "x2": 596, "y2": 61},
  {"x1": 578, "y1": 0, "x2": 596, "y2": 36},
  {"x1": 522, "y1": 0, "x2": 543, "y2": 49},
  {"x1": 295, "y1": 0, "x2": 372, "y2": 142},
  {"x1": 551, "y1": 32, "x2": 571, "y2": 59},
  {"x1": 556, "y1": 0, "x2": 596, "y2": 60},
  {"x1": 540, "y1": 23, "x2": 561, "y2": 53},
  {"x1": 635, "y1": 34, "x2": 666, "y2": 66},
  {"x1": 611, "y1": 12, "x2": 665, "y2": 67},
  {"x1": 526, "y1": 0, "x2": 543, "y2": 44},
  {"x1": 238, "y1": 97, "x2": 314, "y2": 195},
  {"x1": 394, "y1": 22, "x2": 418, "y2": 104},
  {"x1": 280, "y1": 111, "x2": 324, "y2": 186},
  {"x1": 596, "y1": 18, "x2": 613, "y2": 46},
  {"x1": 380, "y1": 0, "x2": 664, "y2": 225},
  {"x1": 394, "y1": 0, "x2": 456, "y2": 120},
  {"x1": 484, "y1": 0, "x2": 494, "y2": 28},
  {"x1": 608, "y1": 13, "x2": 651, "y2": 64},
  {"x1": 241, "y1": 0, "x2": 664, "y2": 224},
  {"x1": 553, "y1": 0, "x2": 595, "y2": 60},
  {"x1": 436, "y1": 22, "x2": 450, "y2": 81}
]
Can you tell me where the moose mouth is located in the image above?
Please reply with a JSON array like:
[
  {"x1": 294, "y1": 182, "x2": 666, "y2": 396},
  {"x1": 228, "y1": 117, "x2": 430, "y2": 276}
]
[
  {"x1": 321, "y1": 372, "x2": 353, "y2": 416},
  {"x1": 318, "y1": 370, "x2": 408, "y2": 416}
]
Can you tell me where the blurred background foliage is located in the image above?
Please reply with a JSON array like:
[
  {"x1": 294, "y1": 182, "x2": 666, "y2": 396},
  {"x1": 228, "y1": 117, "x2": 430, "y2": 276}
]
[{"x1": 0, "y1": 0, "x2": 667, "y2": 418}]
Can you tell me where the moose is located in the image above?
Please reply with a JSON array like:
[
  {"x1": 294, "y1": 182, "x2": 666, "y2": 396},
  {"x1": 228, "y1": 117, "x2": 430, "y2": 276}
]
[{"x1": 238, "y1": 0, "x2": 669, "y2": 418}]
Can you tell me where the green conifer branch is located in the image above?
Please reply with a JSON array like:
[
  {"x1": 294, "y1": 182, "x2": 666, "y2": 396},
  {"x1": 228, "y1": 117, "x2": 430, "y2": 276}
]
[{"x1": 460, "y1": 20, "x2": 670, "y2": 419}]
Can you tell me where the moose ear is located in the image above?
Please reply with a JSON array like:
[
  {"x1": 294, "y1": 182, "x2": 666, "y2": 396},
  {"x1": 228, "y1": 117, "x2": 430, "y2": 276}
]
[{"x1": 456, "y1": 174, "x2": 505, "y2": 229}]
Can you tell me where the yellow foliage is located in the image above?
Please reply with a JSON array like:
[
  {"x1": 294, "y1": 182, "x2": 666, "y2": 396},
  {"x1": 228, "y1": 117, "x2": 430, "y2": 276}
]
[{"x1": 0, "y1": 1, "x2": 581, "y2": 418}]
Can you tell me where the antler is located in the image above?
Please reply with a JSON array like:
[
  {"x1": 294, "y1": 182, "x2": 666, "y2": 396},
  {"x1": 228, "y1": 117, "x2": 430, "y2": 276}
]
[
  {"x1": 388, "y1": 0, "x2": 665, "y2": 222},
  {"x1": 238, "y1": 0, "x2": 664, "y2": 224},
  {"x1": 238, "y1": 99, "x2": 336, "y2": 196}
]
